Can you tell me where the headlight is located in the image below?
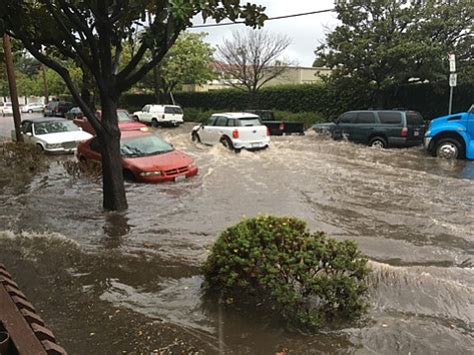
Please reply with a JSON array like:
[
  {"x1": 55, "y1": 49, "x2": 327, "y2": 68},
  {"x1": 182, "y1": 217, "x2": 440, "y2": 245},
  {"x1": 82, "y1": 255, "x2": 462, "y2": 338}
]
[
  {"x1": 140, "y1": 171, "x2": 162, "y2": 177},
  {"x1": 46, "y1": 143, "x2": 62, "y2": 149},
  {"x1": 425, "y1": 130, "x2": 431, "y2": 137}
]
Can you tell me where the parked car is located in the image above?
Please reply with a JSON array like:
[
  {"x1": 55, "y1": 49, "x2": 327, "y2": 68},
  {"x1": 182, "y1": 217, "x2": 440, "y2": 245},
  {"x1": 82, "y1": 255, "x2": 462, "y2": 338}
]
[
  {"x1": 21, "y1": 102, "x2": 45, "y2": 113},
  {"x1": 312, "y1": 110, "x2": 425, "y2": 148},
  {"x1": 132, "y1": 104, "x2": 184, "y2": 127},
  {"x1": 191, "y1": 112, "x2": 270, "y2": 151},
  {"x1": 424, "y1": 104, "x2": 474, "y2": 160},
  {"x1": 73, "y1": 109, "x2": 146, "y2": 135},
  {"x1": 246, "y1": 110, "x2": 305, "y2": 136},
  {"x1": 13, "y1": 118, "x2": 92, "y2": 154},
  {"x1": 2, "y1": 102, "x2": 13, "y2": 116},
  {"x1": 77, "y1": 130, "x2": 198, "y2": 183},
  {"x1": 65, "y1": 107, "x2": 84, "y2": 121},
  {"x1": 44, "y1": 101, "x2": 74, "y2": 117}
]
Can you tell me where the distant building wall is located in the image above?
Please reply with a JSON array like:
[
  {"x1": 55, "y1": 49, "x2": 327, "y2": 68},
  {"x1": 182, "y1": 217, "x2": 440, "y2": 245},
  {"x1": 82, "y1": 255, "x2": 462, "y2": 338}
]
[{"x1": 182, "y1": 66, "x2": 331, "y2": 92}]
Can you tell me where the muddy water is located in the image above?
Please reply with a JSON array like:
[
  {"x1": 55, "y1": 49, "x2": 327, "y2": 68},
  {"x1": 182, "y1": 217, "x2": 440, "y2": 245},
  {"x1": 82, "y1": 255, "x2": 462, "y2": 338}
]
[{"x1": 0, "y1": 119, "x2": 473, "y2": 354}]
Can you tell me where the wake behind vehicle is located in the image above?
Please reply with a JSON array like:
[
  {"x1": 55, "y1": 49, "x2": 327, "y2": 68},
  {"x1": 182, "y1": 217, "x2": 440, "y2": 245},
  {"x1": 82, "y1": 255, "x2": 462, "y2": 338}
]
[
  {"x1": 73, "y1": 109, "x2": 146, "y2": 135},
  {"x1": 132, "y1": 104, "x2": 184, "y2": 127},
  {"x1": 246, "y1": 109, "x2": 305, "y2": 136},
  {"x1": 13, "y1": 117, "x2": 92, "y2": 153},
  {"x1": 77, "y1": 130, "x2": 198, "y2": 183},
  {"x1": 191, "y1": 112, "x2": 270, "y2": 152},
  {"x1": 424, "y1": 104, "x2": 474, "y2": 159},
  {"x1": 312, "y1": 109, "x2": 425, "y2": 148}
]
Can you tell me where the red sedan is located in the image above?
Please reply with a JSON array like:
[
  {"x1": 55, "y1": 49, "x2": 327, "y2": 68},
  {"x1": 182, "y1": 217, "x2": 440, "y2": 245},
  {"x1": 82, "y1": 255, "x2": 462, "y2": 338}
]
[
  {"x1": 74, "y1": 109, "x2": 146, "y2": 135},
  {"x1": 77, "y1": 131, "x2": 198, "y2": 183}
]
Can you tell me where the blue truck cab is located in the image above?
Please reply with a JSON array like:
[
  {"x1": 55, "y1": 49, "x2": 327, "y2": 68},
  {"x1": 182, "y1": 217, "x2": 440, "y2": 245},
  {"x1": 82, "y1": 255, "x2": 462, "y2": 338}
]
[{"x1": 424, "y1": 104, "x2": 474, "y2": 159}]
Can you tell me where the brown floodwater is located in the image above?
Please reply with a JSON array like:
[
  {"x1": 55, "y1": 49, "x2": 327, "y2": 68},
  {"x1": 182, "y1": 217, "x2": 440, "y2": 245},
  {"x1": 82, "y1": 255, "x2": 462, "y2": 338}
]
[{"x1": 0, "y1": 116, "x2": 473, "y2": 354}]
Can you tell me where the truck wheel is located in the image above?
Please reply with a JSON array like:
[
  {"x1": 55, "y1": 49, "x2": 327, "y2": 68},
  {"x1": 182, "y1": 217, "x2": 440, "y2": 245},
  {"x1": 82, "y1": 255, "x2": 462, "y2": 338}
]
[
  {"x1": 36, "y1": 144, "x2": 44, "y2": 152},
  {"x1": 220, "y1": 136, "x2": 234, "y2": 150},
  {"x1": 435, "y1": 138, "x2": 463, "y2": 160},
  {"x1": 151, "y1": 118, "x2": 159, "y2": 127},
  {"x1": 133, "y1": 115, "x2": 140, "y2": 122},
  {"x1": 369, "y1": 136, "x2": 387, "y2": 148},
  {"x1": 191, "y1": 132, "x2": 201, "y2": 143}
]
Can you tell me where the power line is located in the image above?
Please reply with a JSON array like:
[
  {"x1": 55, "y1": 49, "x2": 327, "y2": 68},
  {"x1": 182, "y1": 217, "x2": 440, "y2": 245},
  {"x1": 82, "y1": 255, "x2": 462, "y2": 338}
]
[{"x1": 192, "y1": 8, "x2": 335, "y2": 28}]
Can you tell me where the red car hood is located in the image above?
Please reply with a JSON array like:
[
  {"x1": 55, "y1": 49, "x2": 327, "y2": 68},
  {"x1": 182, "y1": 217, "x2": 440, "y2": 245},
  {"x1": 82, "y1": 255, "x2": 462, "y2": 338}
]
[
  {"x1": 119, "y1": 120, "x2": 146, "y2": 131},
  {"x1": 124, "y1": 150, "x2": 193, "y2": 171}
]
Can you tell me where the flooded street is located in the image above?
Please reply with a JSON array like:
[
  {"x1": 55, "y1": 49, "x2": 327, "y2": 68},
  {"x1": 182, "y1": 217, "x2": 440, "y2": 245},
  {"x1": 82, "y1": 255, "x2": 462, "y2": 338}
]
[{"x1": 1, "y1": 116, "x2": 473, "y2": 354}]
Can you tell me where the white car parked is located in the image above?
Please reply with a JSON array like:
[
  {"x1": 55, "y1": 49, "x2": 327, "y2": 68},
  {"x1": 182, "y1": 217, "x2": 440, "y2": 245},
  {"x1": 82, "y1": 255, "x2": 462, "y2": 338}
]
[
  {"x1": 191, "y1": 112, "x2": 270, "y2": 151},
  {"x1": 21, "y1": 102, "x2": 45, "y2": 113},
  {"x1": 2, "y1": 102, "x2": 13, "y2": 116},
  {"x1": 132, "y1": 104, "x2": 184, "y2": 127},
  {"x1": 13, "y1": 118, "x2": 92, "y2": 154}
]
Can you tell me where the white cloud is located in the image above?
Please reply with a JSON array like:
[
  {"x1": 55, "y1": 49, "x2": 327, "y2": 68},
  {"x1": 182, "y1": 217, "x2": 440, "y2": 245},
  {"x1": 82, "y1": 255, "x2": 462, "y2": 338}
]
[{"x1": 190, "y1": 0, "x2": 340, "y2": 66}]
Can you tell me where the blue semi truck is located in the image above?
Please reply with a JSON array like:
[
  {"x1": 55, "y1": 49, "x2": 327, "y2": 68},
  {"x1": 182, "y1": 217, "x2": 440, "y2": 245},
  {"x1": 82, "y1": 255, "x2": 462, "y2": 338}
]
[{"x1": 424, "y1": 104, "x2": 474, "y2": 159}]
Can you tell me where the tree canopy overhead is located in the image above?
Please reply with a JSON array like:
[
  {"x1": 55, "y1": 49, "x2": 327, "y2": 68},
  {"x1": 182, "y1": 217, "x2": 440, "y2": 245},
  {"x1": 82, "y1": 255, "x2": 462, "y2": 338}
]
[
  {"x1": 0, "y1": 1, "x2": 267, "y2": 211},
  {"x1": 314, "y1": 0, "x2": 473, "y2": 107}
]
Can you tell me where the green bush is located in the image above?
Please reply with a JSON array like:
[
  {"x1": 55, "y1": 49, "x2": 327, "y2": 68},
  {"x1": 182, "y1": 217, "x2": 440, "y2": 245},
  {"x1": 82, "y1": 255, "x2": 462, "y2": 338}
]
[{"x1": 203, "y1": 216, "x2": 370, "y2": 331}]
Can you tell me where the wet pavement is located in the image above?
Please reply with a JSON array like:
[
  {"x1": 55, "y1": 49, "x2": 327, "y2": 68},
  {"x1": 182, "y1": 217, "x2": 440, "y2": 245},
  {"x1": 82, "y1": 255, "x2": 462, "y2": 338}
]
[{"x1": 0, "y1": 113, "x2": 473, "y2": 354}]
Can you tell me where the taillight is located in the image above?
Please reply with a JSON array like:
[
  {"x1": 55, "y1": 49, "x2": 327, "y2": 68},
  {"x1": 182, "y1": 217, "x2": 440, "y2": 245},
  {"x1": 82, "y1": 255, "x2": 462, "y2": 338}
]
[
  {"x1": 266, "y1": 127, "x2": 270, "y2": 136},
  {"x1": 279, "y1": 122, "x2": 285, "y2": 130},
  {"x1": 232, "y1": 129, "x2": 239, "y2": 139},
  {"x1": 401, "y1": 127, "x2": 408, "y2": 137}
]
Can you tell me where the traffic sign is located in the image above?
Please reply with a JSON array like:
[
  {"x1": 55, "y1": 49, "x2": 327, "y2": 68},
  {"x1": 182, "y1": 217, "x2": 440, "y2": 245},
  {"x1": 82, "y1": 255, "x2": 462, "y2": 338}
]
[
  {"x1": 449, "y1": 54, "x2": 456, "y2": 72},
  {"x1": 449, "y1": 73, "x2": 457, "y2": 87}
]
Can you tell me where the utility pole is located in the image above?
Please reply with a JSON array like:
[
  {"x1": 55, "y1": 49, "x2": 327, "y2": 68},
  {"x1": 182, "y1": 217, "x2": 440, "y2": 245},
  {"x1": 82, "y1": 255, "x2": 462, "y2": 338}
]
[
  {"x1": 41, "y1": 64, "x2": 49, "y2": 104},
  {"x1": 2, "y1": 34, "x2": 23, "y2": 143}
]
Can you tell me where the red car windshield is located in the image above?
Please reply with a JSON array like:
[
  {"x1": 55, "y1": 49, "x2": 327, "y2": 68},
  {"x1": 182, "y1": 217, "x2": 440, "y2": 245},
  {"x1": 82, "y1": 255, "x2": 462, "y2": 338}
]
[{"x1": 120, "y1": 135, "x2": 173, "y2": 158}]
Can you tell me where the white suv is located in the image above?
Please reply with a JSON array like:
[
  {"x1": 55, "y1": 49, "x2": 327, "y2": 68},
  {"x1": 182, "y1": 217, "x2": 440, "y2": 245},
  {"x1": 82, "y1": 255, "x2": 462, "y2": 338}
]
[
  {"x1": 132, "y1": 104, "x2": 184, "y2": 127},
  {"x1": 191, "y1": 112, "x2": 270, "y2": 151},
  {"x1": 2, "y1": 102, "x2": 13, "y2": 116}
]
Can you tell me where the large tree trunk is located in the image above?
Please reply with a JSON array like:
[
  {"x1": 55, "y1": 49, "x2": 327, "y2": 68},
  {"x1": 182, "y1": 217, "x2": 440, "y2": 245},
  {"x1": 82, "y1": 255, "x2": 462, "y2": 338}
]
[{"x1": 98, "y1": 94, "x2": 128, "y2": 211}]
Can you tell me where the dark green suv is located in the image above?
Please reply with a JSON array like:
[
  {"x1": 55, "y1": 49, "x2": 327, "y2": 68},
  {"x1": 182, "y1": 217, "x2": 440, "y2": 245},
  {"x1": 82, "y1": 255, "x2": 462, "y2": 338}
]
[{"x1": 312, "y1": 110, "x2": 425, "y2": 148}]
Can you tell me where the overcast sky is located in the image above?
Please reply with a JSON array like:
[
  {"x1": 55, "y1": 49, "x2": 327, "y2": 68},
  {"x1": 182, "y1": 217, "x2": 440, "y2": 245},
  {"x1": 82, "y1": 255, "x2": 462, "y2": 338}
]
[{"x1": 189, "y1": 0, "x2": 340, "y2": 67}]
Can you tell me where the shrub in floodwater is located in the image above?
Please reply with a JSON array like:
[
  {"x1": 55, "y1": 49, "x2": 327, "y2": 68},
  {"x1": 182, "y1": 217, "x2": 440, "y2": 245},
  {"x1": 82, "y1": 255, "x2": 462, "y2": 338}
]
[
  {"x1": 203, "y1": 215, "x2": 370, "y2": 331},
  {"x1": 60, "y1": 159, "x2": 102, "y2": 182},
  {"x1": 0, "y1": 142, "x2": 48, "y2": 172}
]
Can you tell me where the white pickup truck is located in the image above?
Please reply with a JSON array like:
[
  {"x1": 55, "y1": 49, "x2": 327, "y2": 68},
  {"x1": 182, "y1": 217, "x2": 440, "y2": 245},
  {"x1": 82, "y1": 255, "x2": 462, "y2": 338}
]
[{"x1": 191, "y1": 112, "x2": 270, "y2": 152}]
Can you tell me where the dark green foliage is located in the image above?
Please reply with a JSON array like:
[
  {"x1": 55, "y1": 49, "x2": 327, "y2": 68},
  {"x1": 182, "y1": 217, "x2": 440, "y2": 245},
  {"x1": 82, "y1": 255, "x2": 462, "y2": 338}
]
[
  {"x1": 122, "y1": 82, "x2": 473, "y2": 121},
  {"x1": 203, "y1": 216, "x2": 370, "y2": 331},
  {"x1": 181, "y1": 107, "x2": 326, "y2": 127}
]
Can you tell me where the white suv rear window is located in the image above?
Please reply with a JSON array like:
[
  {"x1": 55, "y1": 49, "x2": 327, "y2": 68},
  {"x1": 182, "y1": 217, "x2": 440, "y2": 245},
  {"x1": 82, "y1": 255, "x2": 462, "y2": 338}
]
[{"x1": 237, "y1": 118, "x2": 261, "y2": 126}]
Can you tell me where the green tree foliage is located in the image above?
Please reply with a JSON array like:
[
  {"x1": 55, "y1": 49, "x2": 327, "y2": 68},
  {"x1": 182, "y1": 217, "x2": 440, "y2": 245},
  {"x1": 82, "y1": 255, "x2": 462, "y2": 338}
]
[
  {"x1": 203, "y1": 216, "x2": 370, "y2": 331},
  {"x1": 314, "y1": 0, "x2": 473, "y2": 107},
  {"x1": 137, "y1": 32, "x2": 215, "y2": 96},
  {"x1": 0, "y1": 1, "x2": 267, "y2": 211}
]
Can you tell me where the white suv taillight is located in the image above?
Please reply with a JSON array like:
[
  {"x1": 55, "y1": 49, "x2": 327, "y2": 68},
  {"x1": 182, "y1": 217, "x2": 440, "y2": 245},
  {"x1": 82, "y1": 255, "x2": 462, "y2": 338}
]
[
  {"x1": 266, "y1": 127, "x2": 270, "y2": 136},
  {"x1": 232, "y1": 129, "x2": 239, "y2": 139}
]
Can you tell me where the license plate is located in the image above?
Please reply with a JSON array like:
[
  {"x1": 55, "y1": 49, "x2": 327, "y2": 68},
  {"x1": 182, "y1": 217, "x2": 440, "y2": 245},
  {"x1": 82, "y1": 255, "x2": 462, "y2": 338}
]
[
  {"x1": 174, "y1": 175, "x2": 186, "y2": 182},
  {"x1": 414, "y1": 131, "x2": 420, "y2": 136},
  {"x1": 251, "y1": 143, "x2": 260, "y2": 147}
]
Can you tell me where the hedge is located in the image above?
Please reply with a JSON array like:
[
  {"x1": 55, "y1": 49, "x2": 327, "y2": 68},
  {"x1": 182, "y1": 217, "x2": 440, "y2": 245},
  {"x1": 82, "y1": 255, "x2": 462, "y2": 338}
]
[{"x1": 120, "y1": 82, "x2": 473, "y2": 121}]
